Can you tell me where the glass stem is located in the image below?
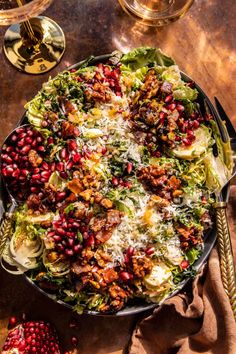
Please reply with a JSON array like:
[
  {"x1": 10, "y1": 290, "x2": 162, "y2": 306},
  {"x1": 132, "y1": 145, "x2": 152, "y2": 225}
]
[{"x1": 16, "y1": 0, "x2": 38, "y2": 43}]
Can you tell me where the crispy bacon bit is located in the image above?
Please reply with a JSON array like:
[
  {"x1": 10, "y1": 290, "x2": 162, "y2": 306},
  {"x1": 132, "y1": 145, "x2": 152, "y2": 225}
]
[
  {"x1": 85, "y1": 82, "x2": 112, "y2": 103},
  {"x1": 132, "y1": 255, "x2": 153, "y2": 278},
  {"x1": 67, "y1": 179, "x2": 83, "y2": 194},
  {"x1": 28, "y1": 149, "x2": 43, "y2": 167},
  {"x1": 61, "y1": 121, "x2": 79, "y2": 138},
  {"x1": 72, "y1": 263, "x2": 91, "y2": 275},
  {"x1": 102, "y1": 268, "x2": 119, "y2": 284},
  {"x1": 92, "y1": 209, "x2": 123, "y2": 243}
]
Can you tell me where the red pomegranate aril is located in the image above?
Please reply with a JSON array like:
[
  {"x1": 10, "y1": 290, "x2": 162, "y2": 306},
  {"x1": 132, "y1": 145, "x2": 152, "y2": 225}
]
[
  {"x1": 56, "y1": 191, "x2": 66, "y2": 201},
  {"x1": 182, "y1": 138, "x2": 191, "y2": 146},
  {"x1": 48, "y1": 137, "x2": 54, "y2": 145},
  {"x1": 41, "y1": 120, "x2": 48, "y2": 128},
  {"x1": 71, "y1": 335, "x2": 79, "y2": 347},
  {"x1": 120, "y1": 271, "x2": 133, "y2": 282},
  {"x1": 112, "y1": 177, "x2": 119, "y2": 186},
  {"x1": 60, "y1": 148, "x2": 68, "y2": 159},
  {"x1": 73, "y1": 153, "x2": 81, "y2": 163},
  {"x1": 17, "y1": 139, "x2": 25, "y2": 147},
  {"x1": 11, "y1": 134, "x2": 17, "y2": 142},
  {"x1": 86, "y1": 234, "x2": 95, "y2": 247},
  {"x1": 12, "y1": 169, "x2": 20, "y2": 178},
  {"x1": 187, "y1": 130, "x2": 194, "y2": 137},
  {"x1": 180, "y1": 260, "x2": 189, "y2": 269},
  {"x1": 168, "y1": 103, "x2": 176, "y2": 111},
  {"x1": 32, "y1": 173, "x2": 40, "y2": 180},
  {"x1": 51, "y1": 162, "x2": 56, "y2": 171},
  {"x1": 65, "y1": 249, "x2": 74, "y2": 257},
  {"x1": 176, "y1": 104, "x2": 185, "y2": 112},
  {"x1": 2, "y1": 155, "x2": 13, "y2": 164},
  {"x1": 175, "y1": 135, "x2": 181, "y2": 141},
  {"x1": 30, "y1": 186, "x2": 38, "y2": 193},
  {"x1": 36, "y1": 136, "x2": 43, "y2": 143},
  {"x1": 37, "y1": 146, "x2": 45, "y2": 152},
  {"x1": 127, "y1": 246, "x2": 134, "y2": 257},
  {"x1": 67, "y1": 238, "x2": 74, "y2": 247},
  {"x1": 53, "y1": 235, "x2": 62, "y2": 242},
  {"x1": 127, "y1": 162, "x2": 133, "y2": 174},
  {"x1": 8, "y1": 316, "x2": 17, "y2": 327},
  {"x1": 164, "y1": 94, "x2": 173, "y2": 103},
  {"x1": 25, "y1": 136, "x2": 33, "y2": 144},
  {"x1": 66, "y1": 160, "x2": 74, "y2": 170},
  {"x1": 42, "y1": 161, "x2": 49, "y2": 170},
  {"x1": 74, "y1": 244, "x2": 82, "y2": 253},
  {"x1": 56, "y1": 162, "x2": 64, "y2": 172},
  {"x1": 60, "y1": 171, "x2": 68, "y2": 179},
  {"x1": 21, "y1": 145, "x2": 31, "y2": 155},
  {"x1": 192, "y1": 120, "x2": 200, "y2": 128},
  {"x1": 68, "y1": 140, "x2": 77, "y2": 150},
  {"x1": 31, "y1": 140, "x2": 37, "y2": 148},
  {"x1": 145, "y1": 246, "x2": 155, "y2": 256},
  {"x1": 41, "y1": 171, "x2": 51, "y2": 179}
]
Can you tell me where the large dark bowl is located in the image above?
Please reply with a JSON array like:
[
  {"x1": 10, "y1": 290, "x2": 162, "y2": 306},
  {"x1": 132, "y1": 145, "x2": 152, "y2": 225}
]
[{"x1": 0, "y1": 53, "x2": 228, "y2": 316}]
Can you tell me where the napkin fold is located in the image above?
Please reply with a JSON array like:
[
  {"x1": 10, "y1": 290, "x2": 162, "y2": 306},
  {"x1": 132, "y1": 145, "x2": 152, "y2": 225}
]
[{"x1": 129, "y1": 187, "x2": 236, "y2": 354}]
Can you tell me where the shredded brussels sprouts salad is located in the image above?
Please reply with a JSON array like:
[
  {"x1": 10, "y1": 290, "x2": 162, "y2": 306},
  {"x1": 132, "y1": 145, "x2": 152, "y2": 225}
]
[{"x1": 1, "y1": 47, "x2": 232, "y2": 313}]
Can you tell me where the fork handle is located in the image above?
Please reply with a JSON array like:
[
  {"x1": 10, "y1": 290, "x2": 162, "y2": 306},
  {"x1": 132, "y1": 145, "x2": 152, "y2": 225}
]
[
  {"x1": 215, "y1": 201, "x2": 236, "y2": 320},
  {"x1": 0, "y1": 203, "x2": 16, "y2": 255}
]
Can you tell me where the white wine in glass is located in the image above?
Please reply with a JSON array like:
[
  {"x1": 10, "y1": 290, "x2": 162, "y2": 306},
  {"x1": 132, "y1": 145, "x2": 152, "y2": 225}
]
[
  {"x1": 118, "y1": 0, "x2": 194, "y2": 26},
  {"x1": 0, "y1": 0, "x2": 65, "y2": 74}
]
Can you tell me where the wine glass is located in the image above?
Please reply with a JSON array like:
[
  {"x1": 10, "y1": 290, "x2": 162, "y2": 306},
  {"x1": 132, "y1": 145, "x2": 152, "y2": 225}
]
[
  {"x1": 0, "y1": 0, "x2": 65, "y2": 74},
  {"x1": 118, "y1": 0, "x2": 194, "y2": 26}
]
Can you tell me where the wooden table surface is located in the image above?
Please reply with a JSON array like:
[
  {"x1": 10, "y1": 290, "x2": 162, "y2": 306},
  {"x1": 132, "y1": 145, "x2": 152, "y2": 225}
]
[{"x1": 0, "y1": 0, "x2": 235, "y2": 353}]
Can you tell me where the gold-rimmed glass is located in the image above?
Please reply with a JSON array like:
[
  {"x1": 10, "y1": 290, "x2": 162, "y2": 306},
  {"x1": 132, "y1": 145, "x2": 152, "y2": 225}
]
[{"x1": 0, "y1": 0, "x2": 65, "y2": 74}]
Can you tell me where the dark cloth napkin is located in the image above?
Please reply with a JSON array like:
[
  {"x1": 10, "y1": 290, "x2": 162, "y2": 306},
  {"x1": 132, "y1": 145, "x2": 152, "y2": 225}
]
[{"x1": 129, "y1": 186, "x2": 236, "y2": 354}]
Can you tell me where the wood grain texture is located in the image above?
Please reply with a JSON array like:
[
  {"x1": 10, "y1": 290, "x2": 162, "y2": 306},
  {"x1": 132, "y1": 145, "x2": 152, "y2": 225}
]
[{"x1": 0, "y1": 0, "x2": 235, "y2": 352}]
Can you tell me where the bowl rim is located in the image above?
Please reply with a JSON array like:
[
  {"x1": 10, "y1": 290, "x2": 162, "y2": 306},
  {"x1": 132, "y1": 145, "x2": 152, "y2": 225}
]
[{"x1": 0, "y1": 53, "x2": 229, "y2": 316}]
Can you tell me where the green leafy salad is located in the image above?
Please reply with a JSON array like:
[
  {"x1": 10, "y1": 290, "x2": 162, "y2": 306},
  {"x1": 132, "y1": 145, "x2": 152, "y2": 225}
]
[{"x1": 1, "y1": 47, "x2": 232, "y2": 313}]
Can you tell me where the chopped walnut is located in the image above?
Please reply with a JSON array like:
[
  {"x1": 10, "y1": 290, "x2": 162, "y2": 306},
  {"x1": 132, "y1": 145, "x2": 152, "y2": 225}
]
[
  {"x1": 109, "y1": 285, "x2": 127, "y2": 299},
  {"x1": 132, "y1": 255, "x2": 153, "y2": 278},
  {"x1": 28, "y1": 149, "x2": 43, "y2": 167}
]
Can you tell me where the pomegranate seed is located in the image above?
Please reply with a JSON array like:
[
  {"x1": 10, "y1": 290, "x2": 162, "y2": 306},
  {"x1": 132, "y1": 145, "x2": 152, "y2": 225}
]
[
  {"x1": 8, "y1": 316, "x2": 17, "y2": 327},
  {"x1": 33, "y1": 168, "x2": 40, "y2": 174},
  {"x1": 42, "y1": 161, "x2": 49, "y2": 170},
  {"x1": 48, "y1": 137, "x2": 54, "y2": 145},
  {"x1": 31, "y1": 174, "x2": 40, "y2": 180},
  {"x1": 164, "y1": 94, "x2": 173, "y2": 103},
  {"x1": 12, "y1": 169, "x2": 20, "y2": 178},
  {"x1": 192, "y1": 120, "x2": 200, "y2": 128},
  {"x1": 127, "y1": 246, "x2": 134, "y2": 257},
  {"x1": 66, "y1": 161, "x2": 74, "y2": 170},
  {"x1": 86, "y1": 234, "x2": 95, "y2": 247},
  {"x1": 145, "y1": 246, "x2": 155, "y2": 256},
  {"x1": 56, "y1": 192, "x2": 66, "y2": 201},
  {"x1": 112, "y1": 177, "x2": 119, "y2": 186},
  {"x1": 71, "y1": 335, "x2": 79, "y2": 347},
  {"x1": 51, "y1": 162, "x2": 56, "y2": 171},
  {"x1": 65, "y1": 249, "x2": 74, "y2": 257},
  {"x1": 176, "y1": 104, "x2": 185, "y2": 112},
  {"x1": 53, "y1": 235, "x2": 61, "y2": 242},
  {"x1": 73, "y1": 244, "x2": 82, "y2": 253},
  {"x1": 60, "y1": 148, "x2": 67, "y2": 159},
  {"x1": 60, "y1": 172, "x2": 68, "y2": 179},
  {"x1": 175, "y1": 135, "x2": 181, "y2": 141},
  {"x1": 21, "y1": 169, "x2": 30, "y2": 177},
  {"x1": 41, "y1": 171, "x2": 51, "y2": 179},
  {"x1": 56, "y1": 162, "x2": 64, "y2": 172},
  {"x1": 73, "y1": 153, "x2": 81, "y2": 163},
  {"x1": 168, "y1": 103, "x2": 176, "y2": 111},
  {"x1": 102, "y1": 147, "x2": 107, "y2": 155},
  {"x1": 37, "y1": 146, "x2": 45, "y2": 152},
  {"x1": 182, "y1": 138, "x2": 191, "y2": 146},
  {"x1": 127, "y1": 162, "x2": 133, "y2": 174},
  {"x1": 67, "y1": 140, "x2": 77, "y2": 150},
  {"x1": 120, "y1": 271, "x2": 133, "y2": 282},
  {"x1": 17, "y1": 139, "x2": 25, "y2": 147},
  {"x1": 11, "y1": 134, "x2": 17, "y2": 142},
  {"x1": 180, "y1": 260, "x2": 189, "y2": 269},
  {"x1": 73, "y1": 127, "x2": 80, "y2": 136},
  {"x1": 30, "y1": 187, "x2": 38, "y2": 193},
  {"x1": 36, "y1": 136, "x2": 43, "y2": 143}
]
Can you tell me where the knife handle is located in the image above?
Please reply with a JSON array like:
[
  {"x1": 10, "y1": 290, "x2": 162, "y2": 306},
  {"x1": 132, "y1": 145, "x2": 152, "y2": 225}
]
[
  {"x1": 215, "y1": 201, "x2": 236, "y2": 320},
  {"x1": 0, "y1": 203, "x2": 16, "y2": 255}
]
